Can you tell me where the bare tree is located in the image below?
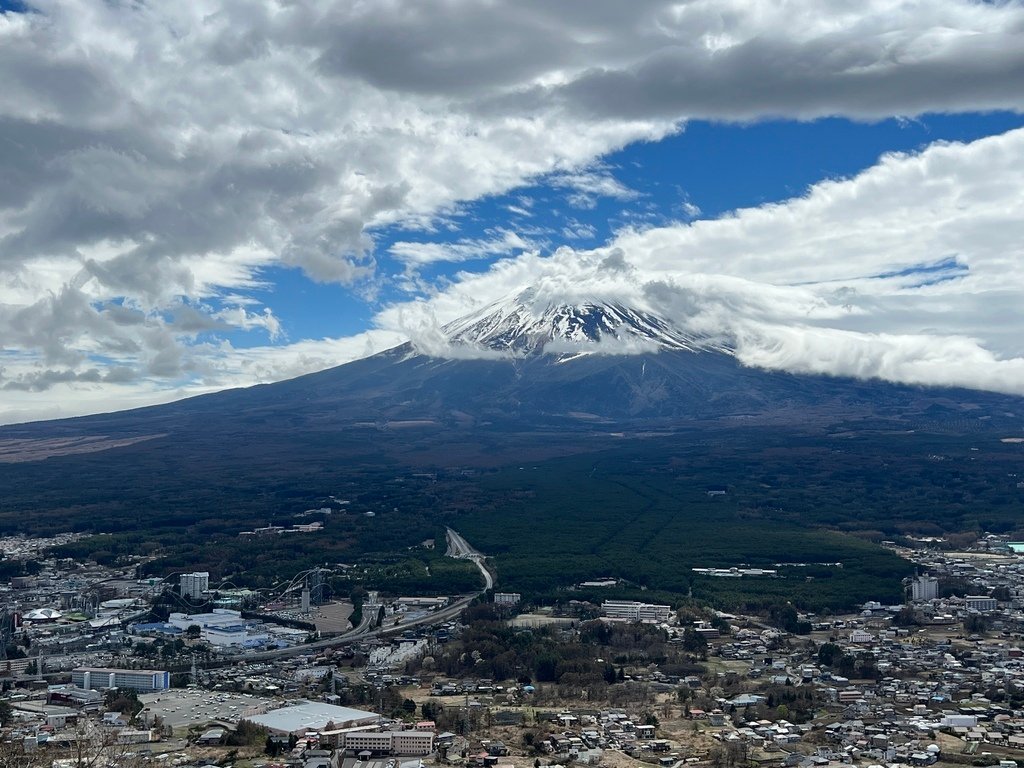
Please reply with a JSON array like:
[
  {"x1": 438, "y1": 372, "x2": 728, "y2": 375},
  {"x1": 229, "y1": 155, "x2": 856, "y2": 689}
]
[
  {"x1": 0, "y1": 739, "x2": 47, "y2": 768},
  {"x1": 17, "y1": 719, "x2": 149, "y2": 768},
  {"x1": 709, "y1": 741, "x2": 749, "y2": 768}
]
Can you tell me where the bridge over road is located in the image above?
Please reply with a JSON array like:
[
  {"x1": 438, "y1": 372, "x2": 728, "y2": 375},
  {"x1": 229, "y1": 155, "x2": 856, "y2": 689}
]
[{"x1": 446, "y1": 528, "x2": 494, "y2": 591}]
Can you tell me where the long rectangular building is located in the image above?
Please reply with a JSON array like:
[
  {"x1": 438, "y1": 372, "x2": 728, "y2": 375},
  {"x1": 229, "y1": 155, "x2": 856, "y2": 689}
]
[
  {"x1": 72, "y1": 667, "x2": 169, "y2": 692},
  {"x1": 343, "y1": 730, "x2": 435, "y2": 756},
  {"x1": 601, "y1": 600, "x2": 672, "y2": 623}
]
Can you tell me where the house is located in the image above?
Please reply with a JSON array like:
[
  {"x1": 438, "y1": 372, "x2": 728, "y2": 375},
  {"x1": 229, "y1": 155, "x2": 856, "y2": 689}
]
[
  {"x1": 485, "y1": 740, "x2": 509, "y2": 757},
  {"x1": 197, "y1": 728, "x2": 225, "y2": 745},
  {"x1": 635, "y1": 724, "x2": 656, "y2": 739},
  {"x1": 102, "y1": 711, "x2": 128, "y2": 727},
  {"x1": 729, "y1": 694, "x2": 766, "y2": 708}
]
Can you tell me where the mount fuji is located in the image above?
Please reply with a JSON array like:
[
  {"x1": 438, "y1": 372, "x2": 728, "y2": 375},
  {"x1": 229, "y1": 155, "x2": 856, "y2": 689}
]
[
  {"x1": 2, "y1": 287, "x2": 1020, "y2": 450},
  {"x1": 1, "y1": 286, "x2": 1022, "y2": 545},
  {"x1": 442, "y1": 287, "x2": 725, "y2": 359}
]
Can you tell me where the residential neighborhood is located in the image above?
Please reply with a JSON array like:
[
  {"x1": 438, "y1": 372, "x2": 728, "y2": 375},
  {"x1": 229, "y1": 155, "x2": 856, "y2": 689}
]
[{"x1": 5, "y1": 532, "x2": 1024, "y2": 768}]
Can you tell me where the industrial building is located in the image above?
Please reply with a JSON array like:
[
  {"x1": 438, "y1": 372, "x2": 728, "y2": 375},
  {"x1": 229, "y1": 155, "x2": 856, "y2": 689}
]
[
  {"x1": 167, "y1": 609, "x2": 268, "y2": 647},
  {"x1": 243, "y1": 701, "x2": 380, "y2": 736}
]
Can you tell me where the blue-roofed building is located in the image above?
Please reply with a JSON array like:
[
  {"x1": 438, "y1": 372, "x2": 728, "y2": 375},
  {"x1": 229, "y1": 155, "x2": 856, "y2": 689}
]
[
  {"x1": 130, "y1": 622, "x2": 182, "y2": 637},
  {"x1": 167, "y1": 609, "x2": 269, "y2": 647}
]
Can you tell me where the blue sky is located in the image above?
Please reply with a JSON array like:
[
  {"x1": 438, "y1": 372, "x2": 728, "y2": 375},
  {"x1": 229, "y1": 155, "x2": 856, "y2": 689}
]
[
  {"x1": 2, "y1": 1, "x2": 1024, "y2": 423},
  {"x1": 263, "y1": 112, "x2": 1024, "y2": 342}
]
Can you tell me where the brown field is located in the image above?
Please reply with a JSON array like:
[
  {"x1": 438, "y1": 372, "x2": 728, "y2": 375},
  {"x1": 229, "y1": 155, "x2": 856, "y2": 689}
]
[{"x1": 0, "y1": 434, "x2": 164, "y2": 463}]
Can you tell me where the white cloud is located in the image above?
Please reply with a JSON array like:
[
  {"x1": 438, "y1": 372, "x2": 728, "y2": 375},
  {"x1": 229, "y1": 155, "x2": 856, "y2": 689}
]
[
  {"x1": 607, "y1": 131, "x2": 1024, "y2": 291},
  {"x1": 733, "y1": 324, "x2": 1024, "y2": 396},
  {"x1": 561, "y1": 220, "x2": 597, "y2": 240},
  {"x1": 196, "y1": 330, "x2": 407, "y2": 387},
  {"x1": 679, "y1": 201, "x2": 701, "y2": 218},
  {"x1": 0, "y1": 328, "x2": 406, "y2": 425},
  {"x1": 549, "y1": 167, "x2": 640, "y2": 209},
  {"x1": 2, "y1": 0, "x2": 1024, "y2": 421},
  {"x1": 542, "y1": 335, "x2": 662, "y2": 359},
  {"x1": 376, "y1": 128, "x2": 1024, "y2": 398},
  {"x1": 389, "y1": 229, "x2": 536, "y2": 266}
]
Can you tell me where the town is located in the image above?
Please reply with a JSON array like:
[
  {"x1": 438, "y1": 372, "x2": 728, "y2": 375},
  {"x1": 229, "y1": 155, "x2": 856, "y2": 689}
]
[{"x1": 4, "y1": 532, "x2": 1024, "y2": 768}]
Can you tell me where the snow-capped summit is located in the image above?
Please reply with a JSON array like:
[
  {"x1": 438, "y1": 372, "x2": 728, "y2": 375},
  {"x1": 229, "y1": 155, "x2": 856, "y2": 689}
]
[{"x1": 442, "y1": 287, "x2": 719, "y2": 358}]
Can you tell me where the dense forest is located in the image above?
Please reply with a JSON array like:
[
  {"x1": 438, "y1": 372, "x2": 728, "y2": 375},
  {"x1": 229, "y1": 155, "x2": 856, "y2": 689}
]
[{"x1": 8, "y1": 423, "x2": 1021, "y2": 612}]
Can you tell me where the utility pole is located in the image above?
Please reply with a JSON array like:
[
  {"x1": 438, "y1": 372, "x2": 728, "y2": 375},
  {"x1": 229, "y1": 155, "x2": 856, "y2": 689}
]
[{"x1": 0, "y1": 608, "x2": 10, "y2": 661}]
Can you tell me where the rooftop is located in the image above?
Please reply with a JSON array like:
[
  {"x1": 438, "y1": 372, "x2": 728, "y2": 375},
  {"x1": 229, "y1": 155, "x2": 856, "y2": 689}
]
[{"x1": 244, "y1": 701, "x2": 380, "y2": 733}]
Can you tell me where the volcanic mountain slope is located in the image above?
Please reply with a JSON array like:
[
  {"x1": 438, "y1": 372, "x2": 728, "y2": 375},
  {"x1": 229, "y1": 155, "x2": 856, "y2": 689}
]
[
  {"x1": 0, "y1": 287, "x2": 1021, "y2": 546},
  {"x1": 2, "y1": 288, "x2": 1022, "y2": 448}
]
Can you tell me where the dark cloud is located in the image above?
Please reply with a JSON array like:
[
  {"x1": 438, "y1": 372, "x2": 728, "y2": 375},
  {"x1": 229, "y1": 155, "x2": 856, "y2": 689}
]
[
  {"x1": 548, "y1": 34, "x2": 1024, "y2": 121},
  {"x1": 0, "y1": 363, "x2": 141, "y2": 392},
  {"x1": 312, "y1": 1, "x2": 1024, "y2": 119},
  {"x1": 313, "y1": 1, "x2": 664, "y2": 96},
  {"x1": 3, "y1": 367, "x2": 101, "y2": 392},
  {"x1": 170, "y1": 305, "x2": 230, "y2": 334}
]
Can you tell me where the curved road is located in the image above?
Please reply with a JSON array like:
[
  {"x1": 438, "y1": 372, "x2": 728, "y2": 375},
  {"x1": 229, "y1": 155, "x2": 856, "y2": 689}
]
[
  {"x1": 201, "y1": 529, "x2": 492, "y2": 664},
  {"x1": 446, "y1": 527, "x2": 494, "y2": 590}
]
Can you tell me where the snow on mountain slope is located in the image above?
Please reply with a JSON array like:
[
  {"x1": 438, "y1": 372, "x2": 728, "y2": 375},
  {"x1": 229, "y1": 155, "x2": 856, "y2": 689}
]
[{"x1": 442, "y1": 287, "x2": 728, "y2": 359}]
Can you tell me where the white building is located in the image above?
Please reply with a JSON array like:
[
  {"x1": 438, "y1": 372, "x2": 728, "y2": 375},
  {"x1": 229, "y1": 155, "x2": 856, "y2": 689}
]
[
  {"x1": 849, "y1": 629, "x2": 874, "y2": 644},
  {"x1": 72, "y1": 667, "x2": 169, "y2": 692},
  {"x1": 168, "y1": 609, "x2": 268, "y2": 647},
  {"x1": 179, "y1": 572, "x2": 210, "y2": 600},
  {"x1": 494, "y1": 592, "x2": 521, "y2": 606},
  {"x1": 965, "y1": 595, "x2": 998, "y2": 612},
  {"x1": 942, "y1": 714, "x2": 978, "y2": 728},
  {"x1": 601, "y1": 600, "x2": 672, "y2": 623},
  {"x1": 343, "y1": 730, "x2": 435, "y2": 755},
  {"x1": 911, "y1": 575, "x2": 939, "y2": 602},
  {"x1": 243, "y1": 701, "x2": 380, "y2": 736}
]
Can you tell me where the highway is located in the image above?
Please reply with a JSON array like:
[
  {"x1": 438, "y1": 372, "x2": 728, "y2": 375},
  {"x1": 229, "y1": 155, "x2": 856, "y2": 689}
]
[
  {"x1": 446, "y1": 527, "x2": 494, "y2": 590},
  {"x1": 201, "y1": 529, "x2": 492, "y2": 664},
  {"x1": 24, "y1": 531, "x2": 491, "y2": 677}
]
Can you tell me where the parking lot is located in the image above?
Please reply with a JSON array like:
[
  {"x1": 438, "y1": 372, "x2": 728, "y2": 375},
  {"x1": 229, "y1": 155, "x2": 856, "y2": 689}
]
[{"x1": 139, "y1": 688, "x2": 270, "y2": 729}]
